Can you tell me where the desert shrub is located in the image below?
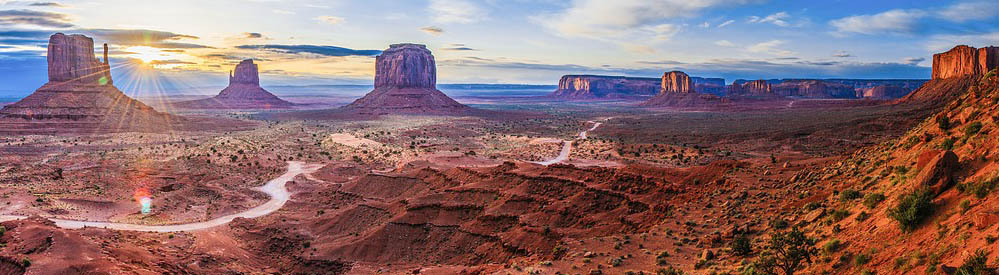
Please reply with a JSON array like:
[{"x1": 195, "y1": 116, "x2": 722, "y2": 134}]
[
  {"x1": 937, "y1": 116, "x2": 952, "y2": 130},
  {"x1": 21, "y1": 258, "x2": 30, "y2": 267},
  {"x1": 657, "y1": 266, "x2": 685, "y2": 275},
  {"x1": 804, "y1": 202, "x2": 821, "y2": 211},
  {"x1": 732, "y1": 235, "x2": 753, "y2": 256},
  {"x1": 959, "y1": 176, "x2": 998, "y2": 199},
  {"x1": 955, "y1": 249, "x2": 990, "y2": 275},
  {"x1": 863, "y1": 193, "x2": 886, "y2": 209},
  {"x1": 751, "y1": 228, "x2": 817, "y2": 275},
  {"x1": 860, "y1": 270, "x2": 876, "y2": 275},
  {"x1": 0, "y1": 225, "x2": 5, "y2": 237},
  {"x1": 855, "y1": 211, "x2": 870, "y2": 221},
  {"x1": 888, "y1": 188, "x2": 935, "y2": 232},
  {"x1": 964, "y1": 122, "x2": 983, "y2": 137},
  {"x1": 940, "y1": 138, "x2": 956, "y2": 150},
  {"x1": 960, "y1": 199, "x2": 972, "y2": 214},
  {"x1": 822, "y1": 239, "x2": 842, "y2": 255},
  {"x1": 828, "y1": 209, "x2": 851, "y2": 223},
  {"x1": 657, "y1": 251, "x2": 670, "y2": 266},
  {"x1": 770, "y1": 219, "x2": 789, "y2": 230},
  {"x1": 853, "y1": 252, "x2": 872, "y2": 266},
  {"x1": 839, "y1": 189, "x2": 862, "y2": 201}
]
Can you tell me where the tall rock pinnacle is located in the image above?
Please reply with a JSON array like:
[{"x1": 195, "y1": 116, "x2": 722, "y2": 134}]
[
  {"x1": 46, "y1": 33, "x2": 112, "y2": 85},
  {"x1": 174, "y1": 59, "x2": 294, "y2": 109}
]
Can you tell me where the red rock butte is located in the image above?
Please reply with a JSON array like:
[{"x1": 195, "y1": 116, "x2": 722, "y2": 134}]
[
  {"x1": 173, "y1": 59, "x2": 295, "y2": 109},
  {"x1": 0, "y1": 33, "x2": 174, "y2": 132},
  {"x1": 661, "y1": 71, "x2": 695, "y2": 94},
  {"x1": 932, "y1": 45, "x2": 999, "y2": 79},
  {"x1": 641, "y1": 70, "x2": 726, "y2": 107},
  {"x1": 343, "y1": 43, "x2": 470, "y2": 115}
]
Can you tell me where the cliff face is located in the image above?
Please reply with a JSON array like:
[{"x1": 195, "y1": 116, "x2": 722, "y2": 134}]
[
  {"x1": 551, "y1": 75, "x2": 660, "y2": 99},
  {"x1": 344, "y1": 43, "x2": 469, "y2": 115},
  {"x1": 661, "y1": 71, "x2": 694, "y2": 94},
  {"x1": 860, "y1": 85, "x2": 909, "y2": 99},
  {"x1": 729, "y1": 80, "x2": 772, "y2": 96},
  {"x1": 932, "y1": 45, "x2": 999, "y2": 79},
  {"x1": 772, "y1": 80, "x2": 856, "y2": 98},
  {"x1": 47, "y1": 33, "x2": 112, "y2": 85},
  {"x1": 174, "y1": 59, "x2": 294, "y2": 109},
  {"x1": 374, "y1": 44, "x2": 436, "y2": 89}
]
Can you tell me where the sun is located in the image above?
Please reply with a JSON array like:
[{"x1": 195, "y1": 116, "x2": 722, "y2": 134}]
[{"x1": 127, "y1": 46, "x2": 166, "y2": 64}]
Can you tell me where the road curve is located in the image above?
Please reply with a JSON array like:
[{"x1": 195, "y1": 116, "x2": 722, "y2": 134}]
[
  {"x1": 534, "y1": 120, "x2": 604, "y2": 166},
  {"x1": 0, "y1": 161, "x2": 323, "y2": 232}
]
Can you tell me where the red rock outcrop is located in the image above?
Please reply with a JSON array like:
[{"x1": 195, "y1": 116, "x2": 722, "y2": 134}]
[
  {"x1": 860, "y1": 85, "x2": 909, "y2": 99},
  {"x1": 0, "y1": 33, "x2": 175, "y2": 133},
  {"x1": 772, "y1": 80, "x2": 856, "y2": 98},
  {"x1": 932, "y1": 45, "x2": 999, "y2": 79},
  {"x1": 344, "y1": 44, "x2": 470, "y2": 115},
  {"x1": 550, "y1": 75, "x2": 660, "y2": 99},
  {"x1": 661, "y1": 71, "x2": 694, "y2": 94},
  {"x1": 728, "y1": 80, "x2": 772, "y2": 96},
  {"x1": 173, "y1": 59, "x2": 294, "y2": 109}
]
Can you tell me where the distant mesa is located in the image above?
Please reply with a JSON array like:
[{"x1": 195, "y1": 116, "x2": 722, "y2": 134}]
[
  {"x1": 550, "y1": 74, "x2": 724, "y2": 99},
  {"x1": 931, "y1": 45, "x2": 998, "y2": 79},
  {"x1": 342, "y1": 43, "x2": 470, "y2": 115},
  {"x1": 728, "y1": 79, "x2": 772, "y2": 97},
  {"x1": 0, "y1": 33, "x2": 176, "y2": 133},
  {"x1": 641, "y1": 71, "x2": 727, "y2": 107},
  {"x1": 173, "y1": 59, "x2": 295, "y2": 109}
]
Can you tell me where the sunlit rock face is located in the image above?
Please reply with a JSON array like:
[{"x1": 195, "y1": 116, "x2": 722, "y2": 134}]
[
  {"x1": 661, "y1": 71, "x2": 695, "y2": 94},
  {"x1": 174, "y1": 59, "x2": 294, "y2": 109},
  {"x1": 344, "y1": 43, "x2": 470, "y2": 115},
  {"x1": 551, "y1": 75, "x2": 661, "y2": 99},
  {"x1": 46, "y1": 33, "x2": 113, "y2": 85},
  {"x1": 932, "y1": 45, "x2": 999, "y2": 79},
  {"x1": 0, "y1": 33, "x2": 172, "y2": 131}
]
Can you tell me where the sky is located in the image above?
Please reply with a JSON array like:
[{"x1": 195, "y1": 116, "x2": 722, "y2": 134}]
[{"x1": 0, "y1": 0, "x2": 997, "y2": 96}]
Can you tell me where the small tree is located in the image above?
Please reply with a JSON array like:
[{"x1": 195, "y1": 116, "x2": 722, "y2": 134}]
[{"x1": 752, "y1": 227, "x2": 817, "y2": 275}]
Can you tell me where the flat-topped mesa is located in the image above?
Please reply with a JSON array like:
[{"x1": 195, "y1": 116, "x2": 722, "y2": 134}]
[
  {"x1": 932, "y1": 45, "x2": 999, "y2": 79},
  {"x1": 47, "y1": 33, "x2": 113, "y2": 85},
  {"x1": 551, "y1": 75, "x2": 660, "y2": 98},
  {"x1": 661, "y1": 71, "x2": 694, "y2": 94},
  {"x1": 229, "y1": 59, "x2": 260, "y2": 86},
  {"x1": 729, "y1": 80, "x2": 771, "y2": 96},
  {"x1": 374, "y1": 43, "x2": 436, "y2": 89}
]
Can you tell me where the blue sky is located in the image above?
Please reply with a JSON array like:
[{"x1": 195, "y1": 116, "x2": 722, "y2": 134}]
[{"x1": 0, "y1": 0, "x2": 996, "y2": 96}]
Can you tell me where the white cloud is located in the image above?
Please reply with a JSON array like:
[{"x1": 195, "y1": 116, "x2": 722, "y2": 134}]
[
  {"x1": 926, "y1": 32, "x2": 999, "y2": 52},
  {"x1": 747, "y1": 40, "x2": 794, "y2": 56},
  {"x1": 714, "y1": 40, "x2": 735, "y2": 47},
  {"x1": 315, "y1": 15, "x2": 345, "y2": 25},
  {"x1": 541, "y1": 0, "x2": 760, "y2": 39},
  {"x1": 717, "y1": 19, "x2": 735, "y2": 28},
  {"x1": 645, "y1": 23, "x2": 680, "y2": 41},
  {"x1": 937, "y1": 1, "x2": 998, "y2": 22},
  {"x1": 833, "y1": 50, "x2": 852, "y2": 58},
  {"x1": 901, "y1": 57, "x2": 925, "y2": 65},
  {"x1": 420, "y1": 26, "x2": 444, "y2": 36},
  {"x1": 429, "y1": 0, "x2": 488, "y2": 24},
  {"x1": 699, "y1": 22, "x2": 710, "y2": 28},
  {"x1": 829, "y1": 9, "x2": 926, "y2": 35},
  {"x1": 748, "y1": 11, "x2": 790, "y2": 27}
]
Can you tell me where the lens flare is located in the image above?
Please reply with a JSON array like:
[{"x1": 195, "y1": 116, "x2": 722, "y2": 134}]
[{"x1": 134, "y1": 188, "x2": 152, "y2": 214}]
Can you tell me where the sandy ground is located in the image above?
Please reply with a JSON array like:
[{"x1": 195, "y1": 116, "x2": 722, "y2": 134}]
[{"x1": 325, "y1": 133, "x2": 381, "y2": 148}]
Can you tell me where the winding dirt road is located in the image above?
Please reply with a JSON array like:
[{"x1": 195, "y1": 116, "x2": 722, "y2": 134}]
[
  {"x1": 534, "y1": 119, "x2": 605, "y2": 166},
  {"x1": 0, "y1": 161, "x2": 322, "y2": 232}
]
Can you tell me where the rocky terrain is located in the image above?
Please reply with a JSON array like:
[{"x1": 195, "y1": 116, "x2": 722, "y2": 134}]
[
  {"x1": 0, "y1": 33, "x2": 179, "y2": 134},
  {"x1": 172, "y1": 59, "x2": 295, "y2": 109}
]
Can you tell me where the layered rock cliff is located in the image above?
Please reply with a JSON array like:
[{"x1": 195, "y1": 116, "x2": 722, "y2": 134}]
[
  {"x1": 173, "y1": 59, "x2": 294, "y2": 109},
  {"x1": 728, "y1": 80, "x2": 772, "y2": 96},
  {"x1": 661, "y1": 71, "x2": 694, "y2": 93},
  {"x1": 0, "y1": 33, "x2": 174, "y2": 132},
  {"x1": 344, "y1": 44, "x2": 469, "y2": 115},
  {"x1": 550, "y1": 75, "x2": 660, "y2": 99},
  {"x1": 932, "y1": 45, "x2": 999, "y2": 79},
  {"x1": 772, "y1": 80, "x2": 856, "y2": 98}
]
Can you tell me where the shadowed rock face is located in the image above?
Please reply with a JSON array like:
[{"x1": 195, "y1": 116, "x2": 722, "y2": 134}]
[
  {"x1": 174, "y1": 59, "x2": 294, "y2": 109},
  {"x1": 729, "y1": 80, "x2": 772, "y2": 96},
  {"x1": 661, "y1": 71, "x2": 694, "y2": 94},
  {"x1": 344, "y1": 43, "x2": 469, "y2": 115},
  {"x1": 47, "y1": 33, "x2": 112, "y2": 85},
  {"x1": 551, "y1": 75, "x2": 661, "y2": 99},
  {"x1": 932, "y1": 45, "x2": 999, "y2": 79}
]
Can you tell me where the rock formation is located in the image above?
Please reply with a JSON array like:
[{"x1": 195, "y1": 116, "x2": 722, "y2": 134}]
[
  {"x1": 932, "y1": 45, "x2": 999, "y2": 79},
  {"x1": 728, "y1": 80, "x2": 772, "y2": 96},
  {"x1": 772, "y1": 80, "x2": 856, "y2": 98},
  {"x1": 550, "y1": 75, "x2": 660, "y2": 99},
  {"x1": 661, "y1": 71, "x2": 694, "y2": 93},
  {"x1": 343, "y1": 44, "x2": 469, "y2": 115},
  {"x1": 860, "y1": 85, "x2": 909, "y2": 99},
  {"x1": 173, "y1": 59, "x2": 295, "y2": 109},
  {"x1": 0, "y1": 33, "x2": 174, "y2": 133}
]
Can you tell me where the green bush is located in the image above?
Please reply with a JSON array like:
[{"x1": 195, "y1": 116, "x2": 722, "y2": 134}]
[
  {"x1": 853, "y1": 252, "x2": 871, "y2": 266},
  {"x1": 822, "y1": 239, "x2": 842, "y2": 255},
  {"x1": 863, "y1": 193, "x2": 886, "y2": 209},
  {"x1": 937, "y1": 116, "x2": 952, "y2": 130},
  {"x1": 940, "y1": 138, "x2": 956, "y2": 150},
  {"x1": 959, "y1": 199, "x2": 971, "y2": 214},
  {"x1": 751, "y1": 228, "x2": 817, "y2": 275},
  {"x1": 955, "y1": 249, "x2": 989, "y2": 275},
  {"x1": 657, "y1": 266, "x2": 686, "y2": 275},
  {"x1": 828, "y1": 209, "x2": 852, "y2": 222},
  {"x1": 964, "y1": 122, "x2": 983, "y2": 137},
  {"x1": 959, "y1": 176, "x2": 998, "y2": 199},
  {"x1": 888, "y1": 188, "x2": 935, "y2": 232},
  {"x1": 21, "y1": 258, "x2": 30, "y2": 267},
  {"x1": 839, "y1": 189, "x2": 862, "y2": 201},
  {"x1": 732, "y1": 235, "x2": 753, "y2": 256}
]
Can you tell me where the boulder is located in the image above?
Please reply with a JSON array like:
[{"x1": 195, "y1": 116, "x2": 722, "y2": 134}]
[
  {"x1": 974, "y1": 210, "x2": 999, "y2": 229},
  {"x1": 913, "y1": 150, "x2": 959, "y2": 195}
]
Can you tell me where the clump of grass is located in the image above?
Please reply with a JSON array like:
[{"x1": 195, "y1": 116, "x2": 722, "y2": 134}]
[
  {"x1": 888, "y1": 188, "x2": 935, "y2": 232},
  {"x1": 840, "y1": 189, "x2": 862, "y2": 202},
  {"x1": 959, "y1": 199, "x2": 971, "y2": 214},
  {"x1": 940, "y1": 138, "x2": 956, "y2": 150},
  {"x1": 863, "y1": 193, "x2": 886, "y2": 209},
  {"x1": 822, "y1": 239, "x2": 842, "y2": 255},
  {"x1": 828, "y1": 208, "x2": 852, "y2": 223},
  {"x1": 964, "y1": 121, "x2": 983, "y2": 137}
]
